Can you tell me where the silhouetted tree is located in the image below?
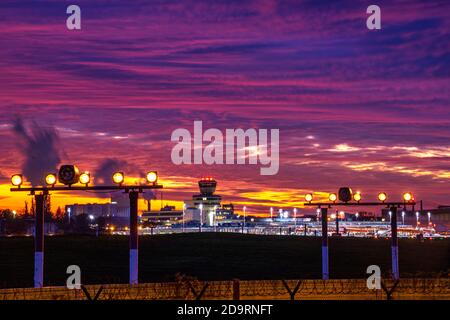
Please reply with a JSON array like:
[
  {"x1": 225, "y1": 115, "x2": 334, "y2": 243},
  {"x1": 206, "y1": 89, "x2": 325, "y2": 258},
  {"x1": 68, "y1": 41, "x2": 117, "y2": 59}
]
[
  {"x1": 44, "y1": 195, "x2": 53, "y2": 222},
  {"x1": 55, "y1": 206, "x2": 64, "y2": 221},
  {"x1": 24, "y1": 201, "x2": 29, "y2": 216}
]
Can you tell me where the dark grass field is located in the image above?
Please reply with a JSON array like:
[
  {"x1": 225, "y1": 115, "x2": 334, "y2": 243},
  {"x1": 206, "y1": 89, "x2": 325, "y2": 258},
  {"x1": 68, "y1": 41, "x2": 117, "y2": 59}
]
[{"x1": 0, "y1": 233, "x2": 448, "y2": 288}]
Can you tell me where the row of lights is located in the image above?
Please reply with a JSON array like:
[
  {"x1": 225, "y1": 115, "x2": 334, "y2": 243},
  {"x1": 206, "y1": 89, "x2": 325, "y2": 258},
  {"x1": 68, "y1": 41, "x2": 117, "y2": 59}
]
[
  {"x1": 11, "y1": 166, "x2": 158, "y2": 188},
  {"x1": 304, "y1": 191, "x2": 413, "y2": 203}
]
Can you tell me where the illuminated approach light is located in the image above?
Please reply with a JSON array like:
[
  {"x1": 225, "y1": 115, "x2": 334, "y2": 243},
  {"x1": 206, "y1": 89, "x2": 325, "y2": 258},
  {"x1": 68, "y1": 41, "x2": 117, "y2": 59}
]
[
  {"x1": 329, "y1": 193, "x2": 337, "y2": 202},
  {"x1": 11, "y1": 174, "x2": 23, "y2": 187},
  {"x1": 112, "y1": 172, "x2": 124, "y2": 184},
  {"x1": 146, "y1": 171, "x2": 158, "y2": 184},
  {"x1": 378, "y1": 192, "x2": 387, "y2": 202},
  {"x1": 45, "y1": 174, "x2": 57, "y2": 186},
  {"x1": 79, "y1": 172, "x2": 90, "y2": 185},
  {"x1": 403, "y1": 192, "x2": 413, "y2": 202}
]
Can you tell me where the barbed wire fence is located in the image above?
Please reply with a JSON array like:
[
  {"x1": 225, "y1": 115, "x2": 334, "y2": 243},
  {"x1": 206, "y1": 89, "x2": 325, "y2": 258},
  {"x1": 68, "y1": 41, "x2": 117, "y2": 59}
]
[{"x1": 0, "y1": 273, "x2": 448, "y2": 300}]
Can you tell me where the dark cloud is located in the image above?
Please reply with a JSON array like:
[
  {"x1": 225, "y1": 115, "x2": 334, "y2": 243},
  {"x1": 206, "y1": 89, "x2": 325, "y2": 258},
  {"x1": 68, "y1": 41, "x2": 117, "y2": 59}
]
[{"x1": 12, "y1": 117, "x2": 61, "y2": 186}]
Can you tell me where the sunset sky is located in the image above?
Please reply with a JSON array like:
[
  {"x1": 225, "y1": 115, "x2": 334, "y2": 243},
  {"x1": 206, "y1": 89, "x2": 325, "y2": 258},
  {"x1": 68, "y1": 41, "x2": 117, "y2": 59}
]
[{"x1": 0, "y1": 0, "x2": 449, "y2": 214}]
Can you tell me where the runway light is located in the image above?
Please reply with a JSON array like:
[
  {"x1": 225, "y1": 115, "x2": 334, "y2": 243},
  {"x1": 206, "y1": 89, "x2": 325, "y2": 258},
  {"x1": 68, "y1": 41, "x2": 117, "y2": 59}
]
[
  {"x1": 11, "y1": 174, "x2": 23, "y2": 187},
  {"x1": 58, "y1": 165, "x2": 80, "y2": 186},
  {"x1": 403, "y1": 192, "x2": 413, "y2": 202},
  {"x1": 112, "y1": 172, "x2": 124, "y2": 185},
  {"x1": 305, "y1": 193, "x2": 313, "y2": 203},
  {"x1": 45, "y1": 173, "x2": 57, "y2": 186},
  {"x1": 146, "y1": 171, "x2": 158, "y2": 184},
  {"x1": 353, "y1": 192, "x2": 361, "y2": 202},
  {"x1": 378, "y1": 192, "x2": 387, "y2": 202},
  {"x1": 338, "y1": 187, "x2": 353, "y2": 202},
  {"x1": 329, "y1": 193, "x2": 337, "y2": 202},
  {"x1": 79, "y1": 172, "x2": 90, "y2": 186}
]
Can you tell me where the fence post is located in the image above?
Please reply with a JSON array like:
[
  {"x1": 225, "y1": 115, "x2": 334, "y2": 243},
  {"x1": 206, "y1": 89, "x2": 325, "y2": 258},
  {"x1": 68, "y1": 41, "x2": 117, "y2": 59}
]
[{"x1": 233, "y1": 279, "x2": 240, "y2": 300}]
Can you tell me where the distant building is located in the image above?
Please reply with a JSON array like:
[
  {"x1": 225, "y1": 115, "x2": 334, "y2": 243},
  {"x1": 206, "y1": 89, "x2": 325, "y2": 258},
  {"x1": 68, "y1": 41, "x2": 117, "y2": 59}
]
[
  {"x1": 141, "y1": 205, "x2": 183, "y2": 226},
  {"x1": 65, "y1": 195, "x2": 129, "y2": 220}
]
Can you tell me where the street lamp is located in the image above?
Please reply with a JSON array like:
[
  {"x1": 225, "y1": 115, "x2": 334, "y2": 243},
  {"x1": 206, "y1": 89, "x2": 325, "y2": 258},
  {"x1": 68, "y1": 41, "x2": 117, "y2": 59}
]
[
  {"x1": 243, "y1": 206, "x2": 247, "y2": 233},
  {"x1": 416, "y1": 211, "x2": 420, "y2": 227},
  {"x1": 293, "y1": 208, "x2": 297, "y2": 229},
  {"x1": 355, "y1": 212, "x2": 359, "y2": 220},
  {"x1": 213, "y1": 205, "x2": 218, "y2": 232},
  {"x1": 182, "y1": 203, "x2": 186, "y2": 233},
  {"x1": 199, "y1": 204, "x2": 203, "y2": 232},
  {"x1": 388, "y1": 211, "x2": 392, "y2": 223},
  {"x1": 11, "y1": 174, "x2": 23, "y2": 187},
  {"x1": 112, "y1": 172, "x2": 124, "y2": 185},
  {"x1": 401, "y1": 211, "x2": 405, "y2": 225},
  {"x1": 12, "y1": 210, "x2": 17, "y2": 219},
  {"x1": 427, "y1": 211, "x2": 431, "y2": 225}
]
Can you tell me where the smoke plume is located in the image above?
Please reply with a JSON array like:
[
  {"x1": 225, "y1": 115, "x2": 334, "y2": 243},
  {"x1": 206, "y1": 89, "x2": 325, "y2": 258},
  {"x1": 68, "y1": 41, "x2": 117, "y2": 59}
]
[{"x1": 12, "y1": 117, "x2": 61, "y2": 186}]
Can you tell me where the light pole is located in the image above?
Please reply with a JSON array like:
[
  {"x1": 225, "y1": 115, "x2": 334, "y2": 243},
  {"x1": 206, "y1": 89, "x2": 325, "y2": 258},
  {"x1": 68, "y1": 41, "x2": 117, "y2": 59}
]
[
  {"x1": 34, "y1": 192, "x2": 46, "y2": 288},
  {"x1": 12, "y1": 210, "x2": 17, "y2": 219},
  {"x1": 416, "y1": 211, "x2": 420, "y2": 228},
  {"x1": 401, "y1": 211, "x2": 405, "y2": 225},
  {"x1": 242, "y1": 206, "x2": 246, "y2": 233},
  {"x1": 199, "y1": 204, "x2": 203, "y2": 233},
  {"x1": 129, "y1": 191, "x2": 139, "y2": 285},
  {"x1": 390, "y1": 206, "x2": 399, "y2": 280},
  {"x1": 320, "y1": 207, "x2": 329, "y2": 280},
  {"x1": 182, "y1": 203, "x2": 186, "y2": 233},
  {"x1": 427, "y1": 211, "x2": 431, "y2": 225},
  {"x1": 214, "y1": 205, "x2": 218, "y2": 232},
  {"x1": 293, "y1": 208, "x2": 297, "y2": 231},
  {"x1": 388, "y1": 211, "x2": 392, "y2": 223}
]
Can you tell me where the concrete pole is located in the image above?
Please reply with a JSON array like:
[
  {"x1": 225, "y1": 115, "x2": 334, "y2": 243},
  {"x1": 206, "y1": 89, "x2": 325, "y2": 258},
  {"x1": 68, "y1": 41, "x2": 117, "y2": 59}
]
[
  {"x1": 390, "y1": 206, "x2": 399, "y2": 280},
  {"x1": 34, "y1": 193, "x2": 46, "y2": 288},
  {"x1": 129, "y1": 191, "x2": 139, "y2": 284},
  {"x1": 321, "y1": 207, "x2": 329, "y2": 280}
]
